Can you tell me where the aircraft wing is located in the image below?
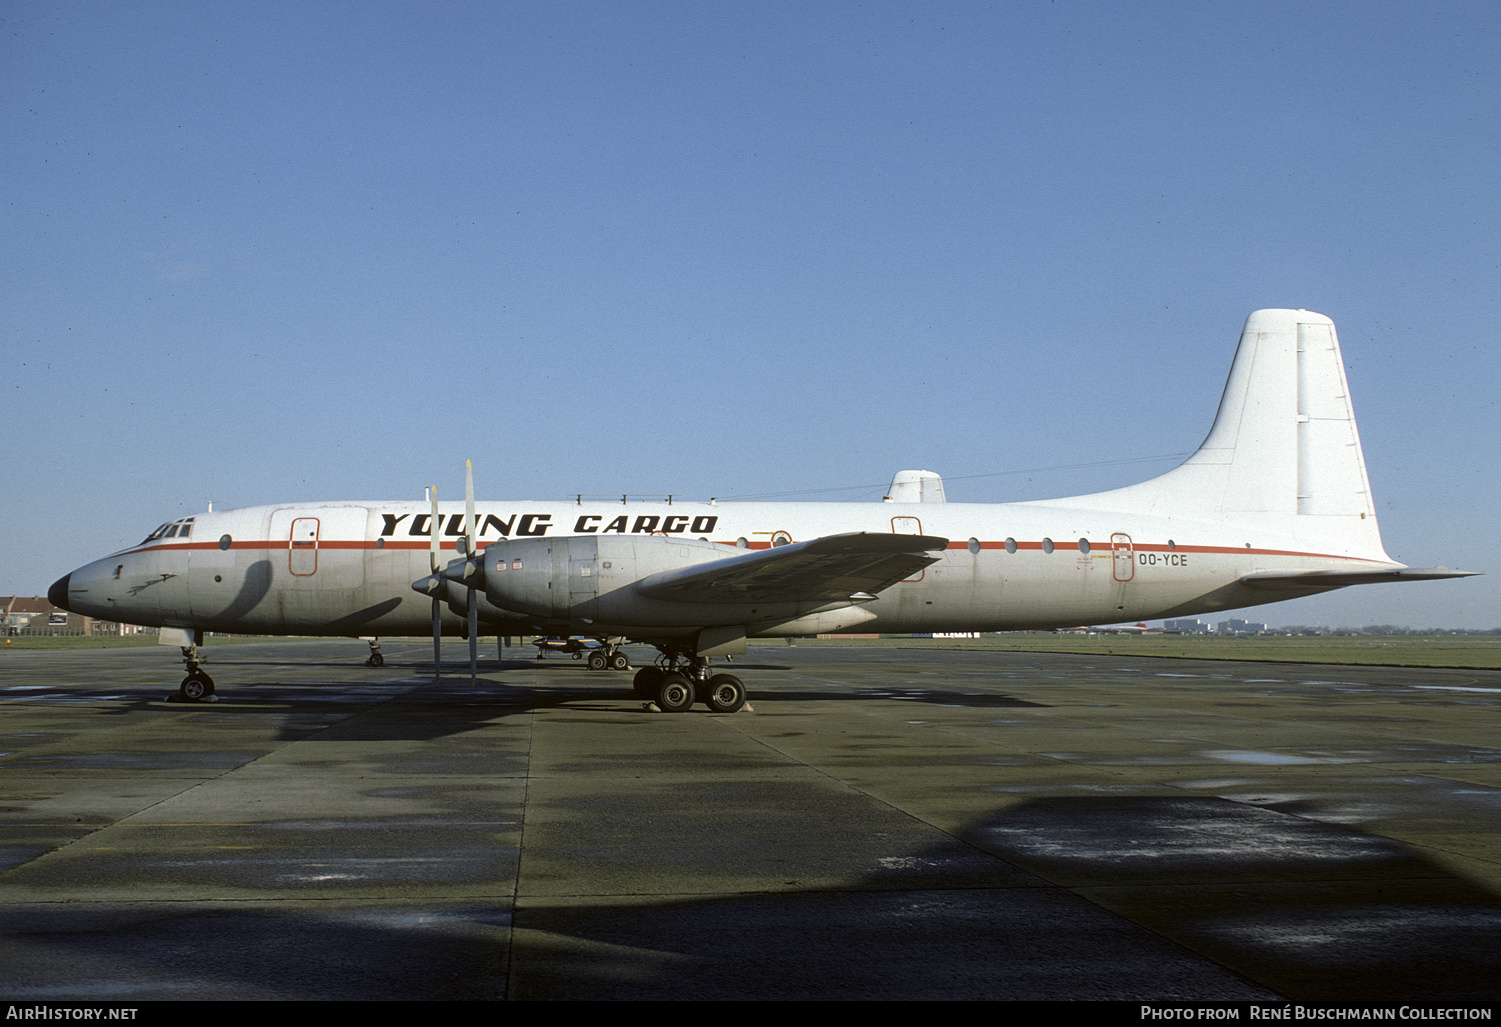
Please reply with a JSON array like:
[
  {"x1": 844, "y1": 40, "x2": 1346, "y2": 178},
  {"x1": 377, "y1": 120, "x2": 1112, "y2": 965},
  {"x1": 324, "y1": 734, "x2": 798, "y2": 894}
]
[
  {"x1": 1239, "y1": 567, "x2": 1479, "y2": 590},
  {"x1": 636, "y1": 531, "x2": 949, "y2": 605}
]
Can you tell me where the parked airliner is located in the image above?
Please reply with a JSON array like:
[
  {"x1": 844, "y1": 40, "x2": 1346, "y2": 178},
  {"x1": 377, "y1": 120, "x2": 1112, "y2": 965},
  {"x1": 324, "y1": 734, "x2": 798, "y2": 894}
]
[{"x1": 50, "y1": 310, "x2": 1473, "y2": 711}]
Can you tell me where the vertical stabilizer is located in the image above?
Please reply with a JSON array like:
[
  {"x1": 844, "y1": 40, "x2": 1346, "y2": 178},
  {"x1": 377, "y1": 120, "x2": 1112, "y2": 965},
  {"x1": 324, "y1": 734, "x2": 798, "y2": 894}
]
[{"x1": 1055, "y1": 310, "x2": 1389, "y2": 558}]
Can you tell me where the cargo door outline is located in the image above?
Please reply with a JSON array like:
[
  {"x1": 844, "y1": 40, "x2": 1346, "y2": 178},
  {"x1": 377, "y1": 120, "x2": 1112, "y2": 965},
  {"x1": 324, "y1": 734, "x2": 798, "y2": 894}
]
[
  {"x1": 1112, "y1": 533, "x2": 1134, "y2": 582},
  {"x1": 289, "y1": 517, "x2": 320, "y2": 576},
  {"x1": 891, "y1": 516, "x2": 927, "y2": 582}
]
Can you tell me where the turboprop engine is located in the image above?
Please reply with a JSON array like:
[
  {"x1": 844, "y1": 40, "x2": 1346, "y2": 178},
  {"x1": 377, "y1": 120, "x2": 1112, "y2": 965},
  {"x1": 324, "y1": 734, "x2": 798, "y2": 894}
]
[{"x1": 480, "y1": 535, "x2": 727, "y2": 624}]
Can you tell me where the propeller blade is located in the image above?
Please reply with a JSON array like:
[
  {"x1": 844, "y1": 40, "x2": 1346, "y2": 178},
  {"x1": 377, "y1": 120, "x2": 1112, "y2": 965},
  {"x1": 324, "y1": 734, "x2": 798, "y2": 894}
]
[
  {"x1": 429, "y1": 486, "x2": 441, "y2": 572},
  {"x1": 466, "y1": 461, "x2": 479, "y2": 685},
  {"x1": 465, "y1": 460, "x2": 476, "y2": 545},
  {"x1": 430, "y1": 486, "x2": 441, "y2": 679},
  {"x1": 468, "y1": 603, "x2": 478, "y2": 684},
  {"x1": 431, "y1": 596, "x2": 442, "y2": 680},
  {"x1": 465, "y1": 460, "x2": 478, "y2": 686}
]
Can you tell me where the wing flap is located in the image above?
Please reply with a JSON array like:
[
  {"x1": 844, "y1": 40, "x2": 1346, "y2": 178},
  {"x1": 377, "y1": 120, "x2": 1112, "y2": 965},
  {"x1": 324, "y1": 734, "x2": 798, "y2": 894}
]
[{"x1": 638, "y1": 531, "x2": 949, "y2": 604}]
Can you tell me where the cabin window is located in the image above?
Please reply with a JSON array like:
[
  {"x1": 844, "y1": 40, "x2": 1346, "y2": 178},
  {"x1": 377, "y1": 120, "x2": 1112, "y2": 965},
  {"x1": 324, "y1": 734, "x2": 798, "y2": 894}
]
[
  {"x1": 967, "y1": 537, "x2": 980, "y2": 555},
  {"x1": 1078, "y1": 538, "x2": 1090, "y2": 554},
  {"x1": 1005, "y1": 537, "x2": 1017, "y2": 554},
  {"x1": 735, "y1": 537, "x2": 749, "y2": 549},
  {"x1": 1168, "y1": 539, "x2": 1176, "y2": 550},
  {"x1": 218, "y1": 534, "x2": 233, "y2": 551},
  {"x1": 1042, "y1": 538, "x2": 1054, "y2": 554}
]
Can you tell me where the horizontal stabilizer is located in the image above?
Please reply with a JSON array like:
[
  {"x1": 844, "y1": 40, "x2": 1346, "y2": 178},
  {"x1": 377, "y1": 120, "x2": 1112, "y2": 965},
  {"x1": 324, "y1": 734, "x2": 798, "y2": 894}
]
[
  {"x1": 1240, "y1": 567, "x2": 1479, "y2": 591},
  {"x1": 638, "y1": 531, "x2": 948, "y2": 605}
]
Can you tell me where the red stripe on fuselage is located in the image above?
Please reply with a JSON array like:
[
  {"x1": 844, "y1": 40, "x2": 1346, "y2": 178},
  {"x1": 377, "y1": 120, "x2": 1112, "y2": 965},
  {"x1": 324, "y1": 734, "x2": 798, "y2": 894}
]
[{"x1": 127, "y1": 538, "x2": 1387, "y2": 564}]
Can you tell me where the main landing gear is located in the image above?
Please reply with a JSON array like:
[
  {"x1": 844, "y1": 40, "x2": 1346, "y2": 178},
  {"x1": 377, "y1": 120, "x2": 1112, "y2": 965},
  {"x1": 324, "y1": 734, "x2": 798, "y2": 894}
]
[
  {"x1": 362, "y1": 637, "x2": 385, "y2": 667},
  {"x1": 632, "y1": 654, "x2": 747, "y2": 714},
  {"x1": 177, "y1": 642, "x2": 215, "y2": 701},
  {"x1": 587, "y1": 644, "x2": 631, "y2": 673}
]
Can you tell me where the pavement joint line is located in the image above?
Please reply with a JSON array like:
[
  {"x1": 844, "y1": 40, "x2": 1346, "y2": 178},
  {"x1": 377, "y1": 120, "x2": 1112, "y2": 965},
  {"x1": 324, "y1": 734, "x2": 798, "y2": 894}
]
[
  {"x1": 500, "y1": 685, "x2": 536, "y2": 1001},
  {"x1": 712, "y1": 703, "x2": 1059, "y2": 866}
]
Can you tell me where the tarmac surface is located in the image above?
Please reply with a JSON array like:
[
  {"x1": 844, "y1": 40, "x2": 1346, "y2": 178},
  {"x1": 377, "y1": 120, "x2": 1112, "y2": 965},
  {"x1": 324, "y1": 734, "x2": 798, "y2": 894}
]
[{"x1": 1, "y1": 639, "x2": 1499, "y2": 1001}]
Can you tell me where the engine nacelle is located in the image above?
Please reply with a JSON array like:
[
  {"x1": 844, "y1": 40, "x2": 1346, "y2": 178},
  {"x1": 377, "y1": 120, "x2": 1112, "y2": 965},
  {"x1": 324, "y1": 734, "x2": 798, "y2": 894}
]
[{"x1": 481, "y1": 535, "x2": 736, "y2": 626}]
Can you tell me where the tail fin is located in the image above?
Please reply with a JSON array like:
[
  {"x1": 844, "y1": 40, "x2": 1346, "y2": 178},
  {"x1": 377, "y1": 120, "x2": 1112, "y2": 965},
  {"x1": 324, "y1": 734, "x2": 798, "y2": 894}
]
[{"x1": 1061, "y1": 309, "x2": 1390, "y2": 559}]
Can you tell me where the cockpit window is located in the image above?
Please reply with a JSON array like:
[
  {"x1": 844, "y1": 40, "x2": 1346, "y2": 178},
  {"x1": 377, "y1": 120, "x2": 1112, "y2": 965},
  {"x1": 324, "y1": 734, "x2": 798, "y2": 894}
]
[{"x1": 139, "y1": 517, "x2": 196, "y2": 545}]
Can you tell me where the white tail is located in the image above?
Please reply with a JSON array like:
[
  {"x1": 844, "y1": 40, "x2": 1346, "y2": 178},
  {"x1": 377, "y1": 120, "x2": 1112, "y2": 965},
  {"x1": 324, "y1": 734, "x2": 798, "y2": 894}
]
[{"x1": 1059, "y1": 309, "x2": 1390, "y2": 559}]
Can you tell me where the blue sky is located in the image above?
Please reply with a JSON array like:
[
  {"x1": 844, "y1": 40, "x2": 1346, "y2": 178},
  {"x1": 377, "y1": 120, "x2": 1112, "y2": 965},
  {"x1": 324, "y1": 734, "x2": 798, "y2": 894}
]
[{"x1": 4, "y1": 1, "x2": 1497, "y2": 628}]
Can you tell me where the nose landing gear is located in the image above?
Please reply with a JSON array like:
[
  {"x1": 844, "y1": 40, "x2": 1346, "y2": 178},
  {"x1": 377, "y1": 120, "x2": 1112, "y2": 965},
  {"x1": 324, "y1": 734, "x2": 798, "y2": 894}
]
[
  {"x1": 174, "y1": 639, "x2": 215, "y2": 701},
  {"x1": 362, "y1": 637, "x2": 385, "y2": 667}
]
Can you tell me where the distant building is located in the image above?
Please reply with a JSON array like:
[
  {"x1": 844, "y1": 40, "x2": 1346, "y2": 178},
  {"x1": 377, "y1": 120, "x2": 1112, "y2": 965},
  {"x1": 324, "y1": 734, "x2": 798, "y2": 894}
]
[
  {"x1": 0, "y1": 596, "x2": 139, "y2": 636},
  {"x1": 1216, "y1": 619, "x2": 1268, "y2": 635},
  {"x1": 1163, "y1": 618, "x2": 1209, "y2": 634}
]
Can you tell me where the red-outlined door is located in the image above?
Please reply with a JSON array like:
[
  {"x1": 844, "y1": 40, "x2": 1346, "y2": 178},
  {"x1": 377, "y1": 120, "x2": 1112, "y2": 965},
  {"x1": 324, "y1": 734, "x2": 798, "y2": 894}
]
[
  {"x1": 891, "y1": 516, "x2": 926, "y2": 582},
  {"x1": 1111, "y1": 533, "x2": 1134, "y2": 582},
  {"x1": 289, "y1": 517, "x2": 320, "y2": 576}
]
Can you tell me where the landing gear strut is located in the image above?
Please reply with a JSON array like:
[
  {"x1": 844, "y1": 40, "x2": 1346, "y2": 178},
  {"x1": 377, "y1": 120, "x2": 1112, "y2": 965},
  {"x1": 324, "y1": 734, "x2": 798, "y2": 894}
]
[
  {"x1": 634, "y1": 650, "x2": 747, "y2": 713},
  {"x1": 362, "y1": 637, "x2": 385, "y2": 667}
]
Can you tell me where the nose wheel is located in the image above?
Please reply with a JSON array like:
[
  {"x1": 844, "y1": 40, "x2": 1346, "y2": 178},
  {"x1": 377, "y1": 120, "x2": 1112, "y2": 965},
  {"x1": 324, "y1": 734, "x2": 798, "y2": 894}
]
[{"x1": 180, "y1": 671, "x2": 215, "y2": 700}]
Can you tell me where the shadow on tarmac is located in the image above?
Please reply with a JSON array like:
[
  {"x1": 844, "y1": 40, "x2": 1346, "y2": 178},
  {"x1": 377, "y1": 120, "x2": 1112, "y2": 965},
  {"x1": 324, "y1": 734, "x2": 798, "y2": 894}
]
[{"x1": 9, "y1": 795, "x2": 1498, "y2": 1000}]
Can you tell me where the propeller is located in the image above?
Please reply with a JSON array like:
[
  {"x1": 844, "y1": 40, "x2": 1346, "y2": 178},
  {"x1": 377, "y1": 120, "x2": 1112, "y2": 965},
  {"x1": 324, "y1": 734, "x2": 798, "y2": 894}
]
[{"x1": 411, "y1": 463, "x2": 490, "y2": 686}]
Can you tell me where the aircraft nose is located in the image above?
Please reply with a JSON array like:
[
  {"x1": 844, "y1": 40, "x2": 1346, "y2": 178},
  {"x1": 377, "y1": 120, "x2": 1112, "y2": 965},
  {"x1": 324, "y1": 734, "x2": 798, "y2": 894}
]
[{"x1": 48, "y1": 573, "x2": 72, "y2": 611}]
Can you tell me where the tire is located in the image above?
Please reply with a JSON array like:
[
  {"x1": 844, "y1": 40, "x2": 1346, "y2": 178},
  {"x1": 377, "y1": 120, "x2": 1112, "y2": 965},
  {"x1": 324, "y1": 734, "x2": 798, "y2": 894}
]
[
  {"x1": 587, "y1": 651, "x2": 607, "y2": 671},
  {"x1": 656, "y1": 673, "x2": 695, "y2": 713},
  {"x1": 609, "y1": 652, "x2": 630, "y2": 671},
  {"x1": 704, "y1": 673, "x2": 746, "y2": 713},
  {"x1": 366, "y1": 653, "x2": 385, "y2": 667},
  {"x1": 633, "y1": 666, "x2": 664, "y2": 698},
  {"x1": 180, "y1": 673, "x2": 212, "y2": 700}
]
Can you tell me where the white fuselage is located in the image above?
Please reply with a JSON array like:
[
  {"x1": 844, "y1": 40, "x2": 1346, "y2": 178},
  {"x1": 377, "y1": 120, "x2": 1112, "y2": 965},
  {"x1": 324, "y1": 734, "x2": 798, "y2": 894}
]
[{"x1": 58, "y1": 494, "x2": 1392, "y2": 639}]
